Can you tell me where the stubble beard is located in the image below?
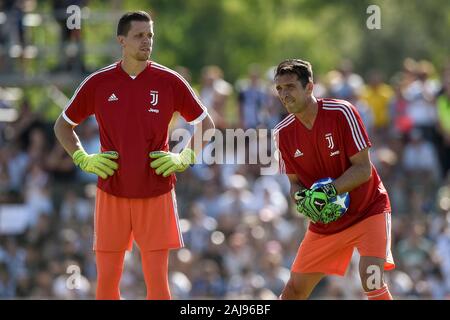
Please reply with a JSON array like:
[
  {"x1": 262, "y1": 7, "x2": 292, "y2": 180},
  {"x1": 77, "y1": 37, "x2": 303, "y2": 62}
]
[{"x1": 136, "y1": 52, "x2": 150, "y2": 61}]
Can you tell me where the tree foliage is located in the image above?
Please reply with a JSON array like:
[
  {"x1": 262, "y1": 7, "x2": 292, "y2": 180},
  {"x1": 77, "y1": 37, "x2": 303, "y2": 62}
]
[{"x1": 91, "y1": 0, "x2": 450, "y2": 81}]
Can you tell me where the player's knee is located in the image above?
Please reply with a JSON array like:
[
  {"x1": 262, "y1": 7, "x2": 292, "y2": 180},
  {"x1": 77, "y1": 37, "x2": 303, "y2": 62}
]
[{"x1": 282, "y1": 280, "x2": 310, "y2": 300}]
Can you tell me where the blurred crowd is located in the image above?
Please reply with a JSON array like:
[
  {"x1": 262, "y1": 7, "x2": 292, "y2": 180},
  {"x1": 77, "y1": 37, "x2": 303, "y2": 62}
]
[
  {"x1": 0, "y1": 0, "x2": 90, "y2": 75},
  {"x1": 1, "y1": 54, "x2": 450, "y2": 299}
]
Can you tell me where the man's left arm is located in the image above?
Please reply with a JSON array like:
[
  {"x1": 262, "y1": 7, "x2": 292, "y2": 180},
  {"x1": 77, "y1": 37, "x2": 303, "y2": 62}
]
[
  {"x1": 332, "y1": 147, "x2": 372, "y2": 194},
  {"x1": 150, "y1": 72, "x2": 216, "y2": 177},
  {"x1": 150, "y1": 114, "x2": 215, "y2": 177},
  {"x1": 185, "y1": 113, "x2": 215, "y2": 156},
  {"x1": 297, "y1": 148, "x2": 372, "y2": 222},
  {"x1": 298, "y1": 102, "x2": 373, "y2": 222}
]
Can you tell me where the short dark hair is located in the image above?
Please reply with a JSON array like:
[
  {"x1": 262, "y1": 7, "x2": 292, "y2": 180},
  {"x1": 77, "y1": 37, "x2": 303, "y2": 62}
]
[
  {"x1": 275, "y1": 59, "x2": 313, "y2": 88},
  {"x1": 117, "y1": 11, "x2": 152, "y2": 36}
]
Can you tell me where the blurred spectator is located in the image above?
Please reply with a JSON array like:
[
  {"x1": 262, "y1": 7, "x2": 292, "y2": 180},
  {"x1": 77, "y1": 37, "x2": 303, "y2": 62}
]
[
  {"x1": 4, "y1": 142, "x2": 29, "y2": 198},
  {"x1": 191, "y1": 259, "x2": 226, "y2": 298},
  {"x1": 361, "y1": 70, "x2": 393, "y2": 134},
  {"x1": 5, "y1": 98, "x2": 38, "y2": 143},
  {"x1": 403, "y1": 59, "x2": 440, "y2": 142},
  {"x1": 328, "y1": 59, "x2": 364, "y2": 100},
  {"x1": 389, "y1": 75, "x2": 413, "y2": 135},
  {"x1": 348, "y1": 89, "x2": 374, "y2": 138},
  {"x1": 183, "y1": 203, "x2": 216, "y2": 254},
  {"x1": 59, "y1": 189, "x2": 92, "y2": 224},
  {"x1": 50, "y1": 0, "x2": 88, "y2": 73},
  {"x1": 0, "y1": 0, "x2": 25, "y2": 73},
  {"x1": 0, "y1": 146, "x2": 11, "y2": 199},
  {"x1": 436, "y1": 74, "x2": 450, "y2": 177},
  {"x1": 236, "y1": 64, "x2": 268, "y2": 129},
  {"x1": 223, "y1": 232, "x2": 255, "y2": 277},
  {"x1": 435, "y1": 224, "x2": 450, "y2": 294},
  {"x1": 196, "y1": 181, "x2": 223, "y2": 218},
  {"x1": 259, "y1": 241, "x2": 289, "y2": 296},
  {"x1": 0, "y1": 261, "x2": 15, "y2": 297},
  {"x1": 24, "y1": 162, "x2": 53, "y2": 227},
  {"x1": 216, "y1": 174, "x2": 259, "y2": 221},
  {"x1": 397, "y1": 222, "x2": 433, "y2": 270},
  {"x1": 45, "y1": 142, "x2": 77, "y2": 211},
  {"x1": 199, "y1": 65, "x2": 233, "y2": 129},
  {"x1": 26, "y1": 126, "x2": 48, "y2": 164},
  {"x1": 169, "y1": 270, "x2": 192, "y2": 299},
  {"x1": 402, "y1": 128, "x2": 441, "y2": 187},
  {"x1": 253, "y1": 175, "x2": 288, "y2": 215},
  {"x1": 262, "y1": 66, "x2": 286, "y2": 129}
]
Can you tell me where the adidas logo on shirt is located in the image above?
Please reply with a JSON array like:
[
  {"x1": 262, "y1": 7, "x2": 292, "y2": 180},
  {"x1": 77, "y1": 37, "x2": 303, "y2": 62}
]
[
  {"x1": 108, "y1": 93, "x2": 118, "y2": 102},
  {"x1": 294, "y1": 149, "x2": 303, "y2": 158}
]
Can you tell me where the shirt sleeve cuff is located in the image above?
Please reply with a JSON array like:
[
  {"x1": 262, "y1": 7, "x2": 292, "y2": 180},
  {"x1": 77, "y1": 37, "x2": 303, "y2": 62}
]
[
  {"x1": 187, "y1": 110, "x2": 208, "y2": 125},
  {"x1": 62, "y1": 112, "x2": 78, "y2": 126}
]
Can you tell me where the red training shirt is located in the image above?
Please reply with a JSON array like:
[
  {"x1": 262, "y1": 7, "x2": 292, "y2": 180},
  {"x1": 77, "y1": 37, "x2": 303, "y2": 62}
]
[
  {"x1": 274, "y1": 98, "x2": 391, "y2": 234},
  {"x1": 63, "y1": 61, "x2": 208, "y2": 198}
]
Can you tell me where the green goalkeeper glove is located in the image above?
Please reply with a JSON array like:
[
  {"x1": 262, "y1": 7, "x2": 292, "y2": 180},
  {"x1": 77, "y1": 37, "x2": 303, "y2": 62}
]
[
  {"x1": 149, "y1": 148, "x2": 196, "y2": 177},
  {"x1": 72, "y1": 150, "x2": 119, "y2": 179},
  {"x1": 320, "y1": 202, "x2": 343, "y2": 224},
  {"x1": 294, "y1": 188, "x2": 321, "y2": 222},
  {"x1": 294, "y1": 189, "x2": 307, "y2": 202},
  {"x1": 295, "y1": 183, "x2": 338, "y2": 223}
]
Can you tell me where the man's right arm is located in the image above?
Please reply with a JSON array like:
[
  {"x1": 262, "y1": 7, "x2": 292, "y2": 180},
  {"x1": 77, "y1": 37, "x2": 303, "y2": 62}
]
[
  {"x1": 54, "y1": 114, "x2": 83, "y2": 157},
  {"x1": 288, "y1": 174, "x2": 323, "y2": 223},
  {"x1": 54, "y1": 114, "x2": 119, "y2": 179},
  {"x1": 287, "y1": 173, "x2": 306, "y2": 202}
]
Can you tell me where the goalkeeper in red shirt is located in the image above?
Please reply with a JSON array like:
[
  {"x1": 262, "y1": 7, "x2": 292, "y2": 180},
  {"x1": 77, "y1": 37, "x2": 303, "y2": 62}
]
[
  {"x1": 273, "y1": 59, "x2": 395, "y2": 300},
  {"x1": 54, "y1": 11, "x2": 214, "y2": 299}
]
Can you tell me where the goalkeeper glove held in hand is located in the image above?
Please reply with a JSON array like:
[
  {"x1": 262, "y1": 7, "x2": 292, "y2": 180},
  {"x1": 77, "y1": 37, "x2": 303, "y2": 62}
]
[{"x1": 295, "y1": 183, "x2": 338, "y2": 223}]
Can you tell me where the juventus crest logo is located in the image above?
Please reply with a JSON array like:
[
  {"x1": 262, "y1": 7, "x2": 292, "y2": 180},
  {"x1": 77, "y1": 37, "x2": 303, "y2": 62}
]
[
  {"x1": 325, "y1": 133, "x2": 334, "y2": 149},
  {"x1": 150, "y1": 90, "x2": 159, "y2": 106}
]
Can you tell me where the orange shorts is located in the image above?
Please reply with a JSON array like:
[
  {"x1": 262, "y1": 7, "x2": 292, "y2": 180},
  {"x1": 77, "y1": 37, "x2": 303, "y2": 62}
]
[
  {"x1": 292, "y1": 212, "x2": 395, "y2": 276},
  {"x1": 93, "y1": 188, "x2": 183, "y2": 252}
]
